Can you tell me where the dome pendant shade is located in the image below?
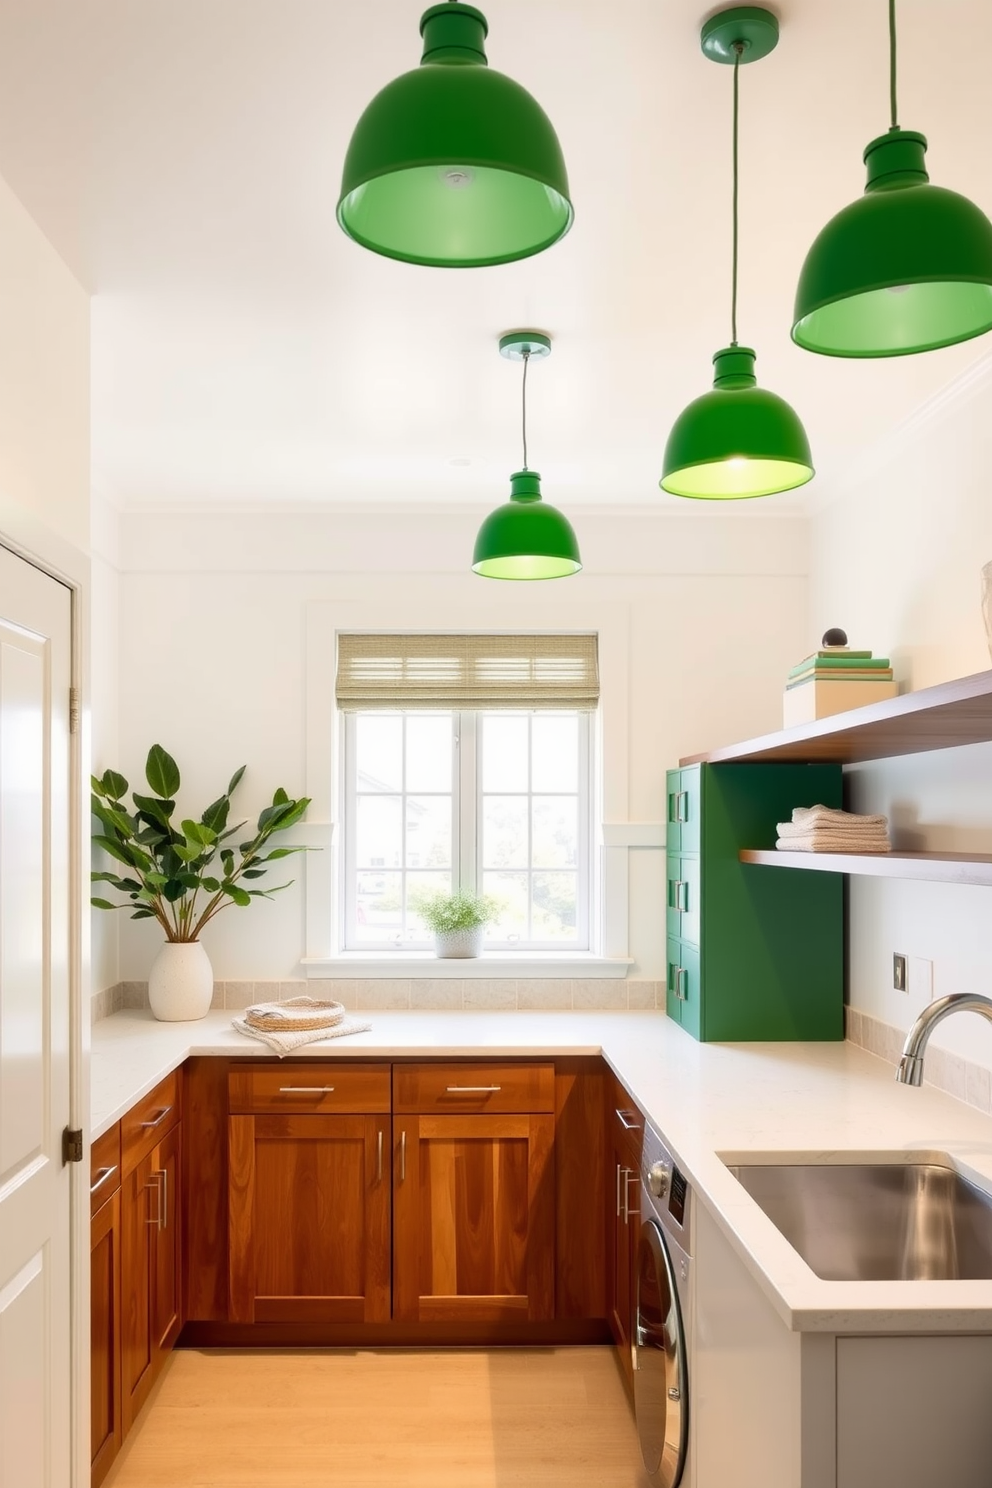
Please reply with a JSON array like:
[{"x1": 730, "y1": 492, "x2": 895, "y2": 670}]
[
  {"x1": 793, "y1": 130, "x2": 992, "y2": 356},
  {"x1": 473, "y1": 471, "x2": 582, "y2": 580},
  {"x1": 661, "y1": 348, "x2": 815, "y2": 500},
  {"x1": 337, "y1": 4, "x2": 573, "y2": 267}
]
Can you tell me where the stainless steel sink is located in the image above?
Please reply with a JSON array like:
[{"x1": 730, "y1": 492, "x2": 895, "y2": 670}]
[{"x1": 726, "y1": 1159, "x2": 992, "y2": 1280}]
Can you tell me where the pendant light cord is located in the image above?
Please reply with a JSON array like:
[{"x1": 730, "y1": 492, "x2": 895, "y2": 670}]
[
  {"x1": 521, "y1": 349, "x2": 530, "y2": 470},
  {"x1": 730, "y1": 44, "x2": 742, "y2": 346},
  {"x1": 889, "y1": 0, "x2": 899, "y2": 128}
]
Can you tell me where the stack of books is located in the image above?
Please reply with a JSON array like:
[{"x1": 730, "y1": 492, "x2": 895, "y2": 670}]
[{"x1": 783, "y1": 646, "x2": 896, "y2": 728}]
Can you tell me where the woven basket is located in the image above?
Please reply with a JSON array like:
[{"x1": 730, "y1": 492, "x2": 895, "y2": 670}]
[{"x1": 245, "y1": 996, "x2": 346, "y2": 1033}]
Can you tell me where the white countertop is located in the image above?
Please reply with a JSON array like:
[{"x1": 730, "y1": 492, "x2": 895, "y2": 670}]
[{"x1": 92, "y1": 1008, "x2": 992, "y2": 1335}]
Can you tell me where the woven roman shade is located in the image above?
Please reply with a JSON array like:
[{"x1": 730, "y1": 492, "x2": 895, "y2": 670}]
[{"x1": 336, "y1": 633, "x2": 599, "y2": 711}]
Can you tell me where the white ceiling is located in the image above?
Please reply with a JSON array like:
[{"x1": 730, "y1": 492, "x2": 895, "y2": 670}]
[{"x1": 0, "y1": 0, "x2": 989, "y2": 510}]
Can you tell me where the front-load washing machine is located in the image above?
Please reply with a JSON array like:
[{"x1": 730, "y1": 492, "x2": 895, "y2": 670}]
[{"x1": 634, "y1": 1121, "x2": 693, "y2": 1488}]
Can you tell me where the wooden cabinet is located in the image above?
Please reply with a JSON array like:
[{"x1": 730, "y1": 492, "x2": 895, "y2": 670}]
[
  {"x1": 121, "y1": 1076, "x2": 183, "y2": 1434},
  {"x1": 392, "y1": 1063, "x2": 555, "y2": 1324},
  {"x1": 90, "y1": 1125, "x2": 122, "y2": 1487},
  {"x1": 605, "y1": 1082, "x2": 642, "y2": 1393},
  {"x1": 227, "y1": 1065, "x2": 391, "y2": 1324},
  {"x1": 665, "y1": 762, "x2": 844, "y2": 1040}
]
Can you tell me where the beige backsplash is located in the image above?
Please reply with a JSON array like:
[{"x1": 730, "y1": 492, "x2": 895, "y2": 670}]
[
  {"x1": 92, "y1": 977, "x2": 664, "y2": 1022},
  {"x1": 845, "y1": 1005, "x2": 992, "y2": 1116}
]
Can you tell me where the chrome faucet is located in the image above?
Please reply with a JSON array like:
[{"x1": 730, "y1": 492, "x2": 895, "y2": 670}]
[{"x1": 896, "y1": 993, "x2": 992, "y2": 1085}]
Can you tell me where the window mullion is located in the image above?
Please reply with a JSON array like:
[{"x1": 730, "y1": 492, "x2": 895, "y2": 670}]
[
  {"x1": 343, "y1": 714, "x2": 356, "y2": 949},
  {"x1": 459, "y1": 710, "x2": 477, "y2": 897}
]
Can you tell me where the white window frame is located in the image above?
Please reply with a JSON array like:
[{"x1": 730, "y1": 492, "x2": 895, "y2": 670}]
[
  {"x1": 341, "y1": 708, "x2": 593, "y2": 953},
  {"x1": 300, "y1": 597, "x2": 639, "y2": 978}
]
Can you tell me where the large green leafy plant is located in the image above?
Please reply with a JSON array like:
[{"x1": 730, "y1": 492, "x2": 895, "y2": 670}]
[{"x1": 91, "y1": 745, "x2": 310, "y2": 942}]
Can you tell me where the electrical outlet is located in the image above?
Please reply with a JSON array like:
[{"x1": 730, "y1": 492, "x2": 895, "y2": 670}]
[{"x1": 893, "y1": 953, "x2": 907, "y2": 992}]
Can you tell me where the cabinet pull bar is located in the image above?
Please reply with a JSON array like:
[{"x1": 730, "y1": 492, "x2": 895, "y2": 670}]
[
  {"x1": 139, "y1": 1105, "x2": 172, "y2": 1129},
  {"x1": 615, "y1": 1108, "x2": 641, "y2": 1132},
  {"x1": 620, "y1": 1166, "x2": 633, "y2": 1225},
  {"x1": 377, "y1": 1129, "x2": 383, "y2": 1183},
  {"x1": 159, "y1": 1167, "x2": 168, "y2": 1230},
  {"x1": 400, "y1": 1130, "x2": 406, "y2": 1183},
  {"x1": 616, "y1": 1161, "x2": 622, "y2": 1218},
  {"x1": 623, "y1": 1169, "x2": 638, "y2": 1225},
  {"x1": 444, "y1": 1085, "x2": 502, "y2": 1094},
  {"x1": 90, "y1": 1164, "x2": 117, "y2": 1196},
  {"x1": 278, "y1": 1086, "x2": 336, "y2": 1094},
  {"x1": 144, "y1": 1174, "x2": 163, "y2": 1228}
]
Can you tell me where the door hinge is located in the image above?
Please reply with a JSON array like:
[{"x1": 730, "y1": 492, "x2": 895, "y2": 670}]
[
  {"x1": 69, "y1": 687, "x2": 80, "y2": 735},
  {"x1": 62, "y1": 1127, "x2": 84, "y2": 1165}
]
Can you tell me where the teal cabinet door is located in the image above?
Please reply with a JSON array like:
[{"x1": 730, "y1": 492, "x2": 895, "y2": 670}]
[
  {"x1": 666, "y1": 939, "x2": 683, "y2": 1024},
  {"x1": 679, "y1": 765, "x2": 701, "y2": 855},
  {"x1": 666, "y1": 771, "x2": 683, "y2": 854},
  {"x1": 666, "y1": 856, "x2": 700, "y2": 946},
  {"x1": 665, "y1": 939, "x2": 700, "y2": 1036}
]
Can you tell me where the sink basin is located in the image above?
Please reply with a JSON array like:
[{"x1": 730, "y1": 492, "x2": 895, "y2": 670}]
[{"x1": 726, "y1": 1159, "x2": 992, "y2": 1281}]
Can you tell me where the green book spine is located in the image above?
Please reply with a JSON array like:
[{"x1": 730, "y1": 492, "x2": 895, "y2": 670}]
[
  {"x1": 787, "y1": 671, "x2": 894, "y2": 690},
  {"x1": 789, "y1": 654, "x2": 890, "y2": 677}
]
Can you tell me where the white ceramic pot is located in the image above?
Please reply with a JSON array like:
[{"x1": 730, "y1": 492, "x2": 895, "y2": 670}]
[
  {"x1": 434, "y1": 926, "x2": 485, "y2": 959},
  {"x1": 148, "y1": 940, "x2": 214, "y2": 1022}
]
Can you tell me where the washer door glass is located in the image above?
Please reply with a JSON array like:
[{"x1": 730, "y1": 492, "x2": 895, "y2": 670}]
[{"x1": 633, "y1": 1218, "x2": 688, "y2": 1488}]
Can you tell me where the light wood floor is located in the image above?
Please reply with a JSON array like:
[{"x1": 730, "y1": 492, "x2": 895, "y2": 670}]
[{"x1": 107, "y1": 1346, "x2": 651, "y2": 1488}]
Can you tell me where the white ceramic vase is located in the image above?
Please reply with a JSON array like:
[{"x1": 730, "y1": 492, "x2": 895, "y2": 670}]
[
  {"x1": 148, "y1": 940, "x2": 214, "y2": 1022},
  {"x1": 434, "y1": 926, "x2": 485, "y2": 959}
]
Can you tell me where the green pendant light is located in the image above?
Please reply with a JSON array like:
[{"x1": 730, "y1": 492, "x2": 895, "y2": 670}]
[
  {"x1": 793, "y1": 0, "x2": 992, "y2": 356},
  {"x1": 473, "y1": 334, "x2": 581, "y2": 580},
  {"x1": 337, "y1": 3, "x2": 573, "y2": 268},
  {"x1": 661, "y1": 9, "x2": 814, "y2": 501}
]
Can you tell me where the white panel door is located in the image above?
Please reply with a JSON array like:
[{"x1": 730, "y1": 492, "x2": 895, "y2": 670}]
[{"x1": 0, "y1": 546, "x2": 71, "y2": 1488}]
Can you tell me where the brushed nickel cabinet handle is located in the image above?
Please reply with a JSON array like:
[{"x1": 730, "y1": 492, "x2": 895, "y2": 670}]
[
  {"x1": 616, "y1": 1162, "x2": 622, "y2": 1219},
  {"x1": 377, "y1": 1129, "x2": 383, "y2": 1183},
  {"x1": 159, "y1": 1167, "x2": 168, "y2": 1230},
  {"x1": 90, "y1": 1164, "x2": 117, "y2": 1197},
  {"x1": 623, "y1": 1170, "x2": 638, "y2": 1225},
  {"x1": 144, "y1": 1173, "x2": 163, "y2": 1229},
  {"x1": 278, "y1": 1086, "x2": 336, "y2": 1094},
  {"x1": 445, "y1": 1085, "x2": 502, "y2": 1094},
  {"x1": 399, "y1": 1130, "x2": 406, "y2": 1183},
  {"x1": 615, "y1": 1108, "x2": 641, "y2": 1132},
  {"x1": 140, "y1": 1105, "x2": 172, "y2": 1129}
]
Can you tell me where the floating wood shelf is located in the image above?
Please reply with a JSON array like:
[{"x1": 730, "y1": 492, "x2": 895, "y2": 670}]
[
  {"x1": 682, "y1": 667, "x2": 992, "y2": 766},
  {"x1": 740, "y1": 848, "x2": 992, "y2": 887}
]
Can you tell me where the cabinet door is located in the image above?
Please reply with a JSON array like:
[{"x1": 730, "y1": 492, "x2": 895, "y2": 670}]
[
  {"x1": 666, "y1": 770, "x2": 683, "y2": 853},
  {"x1": 91, "y1": 1191, "x2": 122, "y2": 1487},
  {"x1": 120, "y1": 1150, "x2": 156, "y2": 1433},
  {"x1": 228, "y1": 1113, "x2": 390, "y2": 1324},
  {"x1": 666, "y1": 856, "x2": 700, "y2": 947},
  {"x1": 607, "y1": 1145, "x2": 640, "y2": 1391},
  {"x1": 393, "y1": 1114, "x2": 555, "y2": 1324},
  {"x1": 151, "y1": 1123, "x2": 183, "y2": 1357}
]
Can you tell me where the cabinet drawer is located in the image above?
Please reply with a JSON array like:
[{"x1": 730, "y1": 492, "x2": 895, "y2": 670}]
[
  {"x1": 393, "y1": 1062, "x2": 555, "y2": 1114},
  {"x1": 121, "y1": 1071, "x2": 180, "y2": 1177},
  {"x1": 608, "y1": 1080, "x2": 643, "y2": 1166},
  {"x1": 91, "y1": 1124, "x2": 121, "y2": 1217},
  {"x1": 228, "y1": 1063, "x2": 391, "y2": 1114}
]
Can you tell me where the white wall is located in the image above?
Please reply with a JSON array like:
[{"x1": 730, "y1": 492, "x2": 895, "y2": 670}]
[
  {"x1": 90, "y1": 494, "x2": 121, "y2": 993},
  {"x1": 0, "y1": 172, "x2": 89, "y2": 554},
  {"x1": 810, "y1": 350, "x2": 992, "y2": 1073},
  {"x1": 110, "y1": 505, "x2": 809, "y2": 983}
]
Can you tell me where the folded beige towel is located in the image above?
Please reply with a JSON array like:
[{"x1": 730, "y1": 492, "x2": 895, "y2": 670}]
[
  {"x1": 791, "y1": 805, "x2": 889, "y2": 828},
  {"x1": 232, "y1": 1013, "x2": 371, "y2": 1056},
  {"x1": 245, "y1": 996, "x2": 345, "y2": 1032},
  {"x1": 776, "y1": 834, "x2": 891, "y2": 854},
  {"x1": 777, "y1": 819, "x2": 890, "y2": 842}
]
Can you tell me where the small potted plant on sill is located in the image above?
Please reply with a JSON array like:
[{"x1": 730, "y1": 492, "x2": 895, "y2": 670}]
[
  {"x1": 415, "y1": 890, "x2": 499, "y2": 959},
  {"x1": 90, "y1": 744, "x2": 310, "y2": 1022}
]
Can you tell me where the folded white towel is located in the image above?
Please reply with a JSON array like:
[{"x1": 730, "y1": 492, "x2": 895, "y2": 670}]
[
  {"x1": 791, "y1": 805, "x2": 889, "y2": 828},
  {"x1": 777, "y1": 818, "x2": 890, "y2": 841},
  {"x1": 232, "y1": 1014, "x2": 371, "y2": 1056},
  {"x1": 776, "y1": 834, "x2": 891, "y2": 854}
]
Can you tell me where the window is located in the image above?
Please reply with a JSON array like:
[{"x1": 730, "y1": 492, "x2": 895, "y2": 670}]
[
  {"x1": 342, "y1": 709, "x2": 591, "y2": 950},
  {"x1": 336, "y1": 632, "x2": 599, "y2": 956}
]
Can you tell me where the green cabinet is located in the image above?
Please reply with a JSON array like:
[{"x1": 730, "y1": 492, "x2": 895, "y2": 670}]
[{"x1": 665, "y1": 762, "x2": 844, "y2": 1042}]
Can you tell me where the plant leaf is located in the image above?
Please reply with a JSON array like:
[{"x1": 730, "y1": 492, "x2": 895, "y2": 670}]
[
  {"x1": 91, "y1": 800, "x2": 135, "y2": 837},
  {"x1": 242, "y1": 869, "x2": 266, "y2": 879},
  {"x1": 102, "y1": 769, "x2": 129, "y2": 801},
  {"x1": 92, "y1": 834, "x2": 138, "y2": 867},
  {"x1": 273, "y1": 787, "x2": 289, "y2": 806},
  {"x1": 200, "y1": 877, "x2": 220, "y2": 892},
  {"x1": 145, "y1": 745, "x2": 180, "y2": 799},
  {"x1": 130, "y1": 909, "x2": 157, "y2": 920},
  {"x1": 91, "y1": 897, "x2": 119, "y2": 910},
  {"x1": 222, "y1": 883, "x2": 252, "y2": 907},
  {"x1": 133, "y1": 792, "x2": 175, "y2": 824},
  {"x1": 227, "y1": 765, "x2": 246, "y2": 795},
  {"x1": 163, "y1": 878, "x2": 187, "y2": 902},
  {"x1": 201, "y1": 794, "x2": 230, "y2": 833}
]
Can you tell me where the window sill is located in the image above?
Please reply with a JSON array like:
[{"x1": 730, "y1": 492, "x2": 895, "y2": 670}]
[{"x1": 301, "y1": 954, "x2": 633, "y2": 980}]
